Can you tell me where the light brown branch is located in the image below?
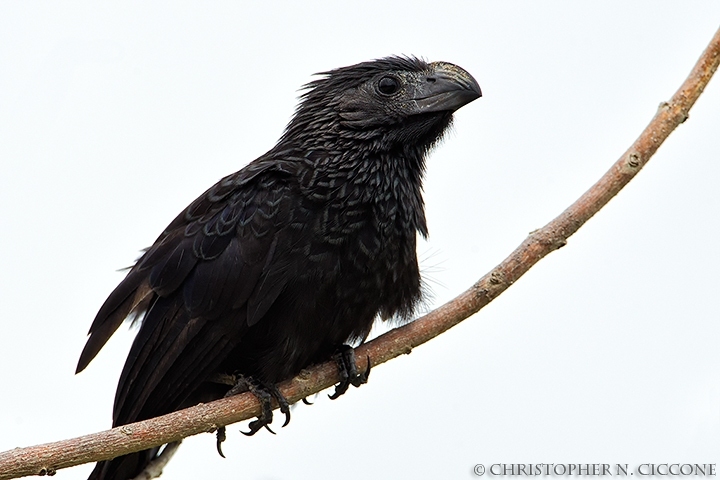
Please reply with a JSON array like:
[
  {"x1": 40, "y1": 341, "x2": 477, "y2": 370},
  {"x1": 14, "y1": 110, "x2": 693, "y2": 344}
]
[
  {"x1": 130, "y1": 442, "x2": 180, "y2": 480},
  {"x1": 1, "y1": 25, "x2": 719, "y2": 480}
]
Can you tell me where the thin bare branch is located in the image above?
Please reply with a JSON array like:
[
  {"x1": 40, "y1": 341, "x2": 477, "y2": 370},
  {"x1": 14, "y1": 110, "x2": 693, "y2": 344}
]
[
  {"x1": 130, "y1": 442, "x2": 181, "y2": 480},
  {"x1": 1, "y1": 25, "x2": 718, "y2": 480}
]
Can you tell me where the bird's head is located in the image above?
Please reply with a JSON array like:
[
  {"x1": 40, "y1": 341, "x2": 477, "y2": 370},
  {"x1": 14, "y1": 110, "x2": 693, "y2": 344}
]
[{"x1": 279, "y1": 56, "x2": 481, "y2": 155}]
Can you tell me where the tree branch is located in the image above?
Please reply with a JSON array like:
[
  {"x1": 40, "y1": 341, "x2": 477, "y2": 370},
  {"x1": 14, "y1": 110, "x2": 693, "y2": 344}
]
[{"x1": 1, "y1": 25, "x2": 719, "y2": 480}]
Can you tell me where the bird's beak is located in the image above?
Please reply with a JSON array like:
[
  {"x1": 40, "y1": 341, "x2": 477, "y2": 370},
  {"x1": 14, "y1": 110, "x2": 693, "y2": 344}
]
[{"x1": 410, "y1": 62, "x2": 482, "y2": 113}]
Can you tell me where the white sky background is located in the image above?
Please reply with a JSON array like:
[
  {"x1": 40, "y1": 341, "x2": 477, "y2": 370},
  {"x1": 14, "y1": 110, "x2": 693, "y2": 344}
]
[{"x1": 1, "y1": 2, "x2": 719, "y2": 479}]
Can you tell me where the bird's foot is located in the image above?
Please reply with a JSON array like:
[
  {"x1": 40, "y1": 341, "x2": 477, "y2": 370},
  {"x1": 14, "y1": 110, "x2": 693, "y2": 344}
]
[
  {"x1": 213, "y1": 374, "x2": 290, "y2": 457},
  {"x1": 233, "y1": 375, "x2": 291, "y2": 436},
  {"x1": 329, "y1": 344, "x2": 371, "y2": 400}
]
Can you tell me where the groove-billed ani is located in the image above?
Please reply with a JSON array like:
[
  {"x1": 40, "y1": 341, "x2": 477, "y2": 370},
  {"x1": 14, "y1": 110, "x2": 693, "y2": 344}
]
[{"x1": 76, "y1": 56, "x2": 481, "y2": 480}]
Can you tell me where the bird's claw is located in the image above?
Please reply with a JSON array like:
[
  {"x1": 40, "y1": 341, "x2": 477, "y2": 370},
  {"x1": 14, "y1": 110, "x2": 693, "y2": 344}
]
[
  {"x1": 237, "y1": 377, "x2": 291, "y2": 436},
  {"x1": 216, "y1": 426, "x2": 226, "y2": 458},
  {"x1": 214, "y1": 373, "x2": 290, "y2": 454},
  {"x1": 329, "y1": 345, "x2": 371, "y2": 400}
]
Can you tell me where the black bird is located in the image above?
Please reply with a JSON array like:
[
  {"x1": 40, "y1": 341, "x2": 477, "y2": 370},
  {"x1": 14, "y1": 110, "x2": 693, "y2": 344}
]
[{"x1": 77, "y1": 56, "x2": 481, "y2": 480}]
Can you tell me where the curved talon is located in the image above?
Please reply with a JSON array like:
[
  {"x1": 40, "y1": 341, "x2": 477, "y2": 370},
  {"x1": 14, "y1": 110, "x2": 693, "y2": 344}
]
[
  {"x1": 242, "y1": 422, "x2": 263, "y2": 436},
  {"x1": 216, "y1": 426, "x2": 226, "y2": 458},
  {"x1": 269, "y1": 384, "x2": 291, "y2": 428},
  {"x1": 281, "y1": 409, "x2": 291, "y2": 427},
  {"x1": 242, "y1": 412, "x2": 273, "y2": 436},
  {"x1": 302, "y1": 397, "x2": 314, "y2": 405},
  {"x1": 329, "y1": 382, "x2": 349, "y2": 400}
]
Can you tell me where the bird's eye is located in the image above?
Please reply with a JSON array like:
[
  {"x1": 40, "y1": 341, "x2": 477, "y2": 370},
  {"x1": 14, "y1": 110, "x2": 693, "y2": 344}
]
[{"x1": 377, "y1": 76, "x2": 400, "y2": 96}]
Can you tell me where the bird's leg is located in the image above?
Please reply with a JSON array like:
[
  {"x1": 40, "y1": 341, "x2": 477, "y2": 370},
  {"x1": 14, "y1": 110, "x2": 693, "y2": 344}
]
[
  {"x1": 215, "y1": 379, "x2": 246, "y2": 458},
  {"x1": 213, "y1": 373, "x2": 251, "y2": 458},
  {"x1": 329, "y1": 344, "x2": 371, "y2": 400}
]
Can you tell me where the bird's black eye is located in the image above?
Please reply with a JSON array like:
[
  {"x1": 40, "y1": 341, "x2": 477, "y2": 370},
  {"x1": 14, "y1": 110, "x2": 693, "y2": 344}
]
[{"x1": 377, "y1": 76, "x2": 400, "y2": 96}]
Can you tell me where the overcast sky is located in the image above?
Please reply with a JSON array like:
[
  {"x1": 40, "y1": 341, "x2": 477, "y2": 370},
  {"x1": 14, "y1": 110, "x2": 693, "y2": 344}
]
[{"x1": 1, "y1": 2, "x2": 719, "y2": 480}]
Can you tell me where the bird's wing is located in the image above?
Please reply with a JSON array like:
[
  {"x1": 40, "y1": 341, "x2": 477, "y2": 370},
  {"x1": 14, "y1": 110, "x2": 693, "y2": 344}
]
[{"x1": 76, "y1": 156, "x2": 305, "y2": 425}]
